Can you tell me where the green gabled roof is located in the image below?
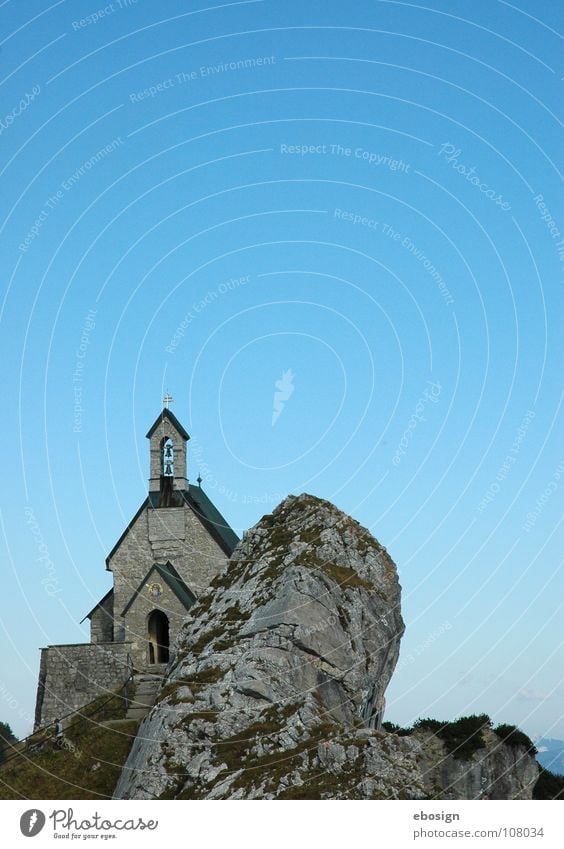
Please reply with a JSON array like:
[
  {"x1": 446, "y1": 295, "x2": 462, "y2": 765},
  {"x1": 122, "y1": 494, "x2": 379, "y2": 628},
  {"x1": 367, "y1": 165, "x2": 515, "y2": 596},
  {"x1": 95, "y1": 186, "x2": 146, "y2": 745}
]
[
  {"x1": 146, "y1": 487, "x2": 238, "y2": 555},
  {"x1": 121, "y1": 561, "x2": 196, "y2": 616},
  {"x1": 186, "y1": 484, "x2": 239, "y2": 555},
  {"x1": 80, "y1": 588, "x2": 113, "y2": 623},
  {"x1": 145, "y1": 408, "x2": 190, "y2": 441},
  {"x1": 106, "y1": 485, "x2": 239, "y2": 567}
]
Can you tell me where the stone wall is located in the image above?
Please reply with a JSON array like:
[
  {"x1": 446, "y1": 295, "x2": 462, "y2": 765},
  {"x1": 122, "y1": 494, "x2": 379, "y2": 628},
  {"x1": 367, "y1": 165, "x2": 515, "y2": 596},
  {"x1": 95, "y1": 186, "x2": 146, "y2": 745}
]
[
  {"x1": 109, "y1": 503, "x2": 227, "y2": 643},
  {"x1": 108, "y1": 508, "x2": 150, "y2": 642},
  {"x1": 123, "y1": 581, "x2": 192, "y2": 670},
  {"x1": 90, "y1": 591, "x2": 114, "y2": 643},
  {"x1": 175, "y1": 506, "x2": 229, "y2": 593},
  {"x1": 148, "y1": 507, "x2": 186, "y2": 563},
  {"x1": 34, "y1": 641, "x2": 131, "y2": 730}
]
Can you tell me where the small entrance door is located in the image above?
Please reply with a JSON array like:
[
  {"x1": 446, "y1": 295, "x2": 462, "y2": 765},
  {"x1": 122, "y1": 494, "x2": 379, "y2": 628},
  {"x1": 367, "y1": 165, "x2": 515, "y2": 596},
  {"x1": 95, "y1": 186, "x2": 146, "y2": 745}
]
[{"x1": 147, "y1": 609, "x2": 169, "y2": 664}]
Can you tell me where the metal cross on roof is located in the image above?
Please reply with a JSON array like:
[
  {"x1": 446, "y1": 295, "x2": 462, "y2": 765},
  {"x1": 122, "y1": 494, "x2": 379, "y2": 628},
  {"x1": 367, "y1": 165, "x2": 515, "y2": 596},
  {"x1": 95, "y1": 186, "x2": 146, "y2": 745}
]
[{"x1": 162, "y1": 393, "x2": 174, "y2": 409}]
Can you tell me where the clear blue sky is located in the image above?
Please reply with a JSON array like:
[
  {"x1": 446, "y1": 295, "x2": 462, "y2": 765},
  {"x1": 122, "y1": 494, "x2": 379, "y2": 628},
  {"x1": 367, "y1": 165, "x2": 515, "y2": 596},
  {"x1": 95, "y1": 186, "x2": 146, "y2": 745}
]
[{"x1": 0, "y1": 0, "x2": 562, "y2": 742}]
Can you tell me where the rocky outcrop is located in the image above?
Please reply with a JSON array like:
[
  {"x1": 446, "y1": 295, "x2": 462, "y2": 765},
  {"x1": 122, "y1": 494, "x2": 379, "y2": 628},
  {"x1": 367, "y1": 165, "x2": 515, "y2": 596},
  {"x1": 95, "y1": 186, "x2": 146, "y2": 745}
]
[
  {"x1": 427, "y1": 728, "x2": 539, "y2": 800},
  {"x1": 114, "y1": 493, "x2": 538, "y2": 800}
]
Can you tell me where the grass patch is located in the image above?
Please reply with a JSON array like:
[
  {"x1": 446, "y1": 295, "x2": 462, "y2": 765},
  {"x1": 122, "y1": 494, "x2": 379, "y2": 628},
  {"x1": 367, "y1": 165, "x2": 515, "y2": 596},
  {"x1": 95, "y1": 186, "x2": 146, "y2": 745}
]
[
  {"x1": 0, "y1": 692, "x2": 138, "y2": 799},
  {"x1": 223, "y1": 604, "x2": 251, "y2": 624},
  {"x1": 188, "y1": 605, "x2": 251, "y2": 656},
  {"x1": 158, "y1": 766, "x2": 187, "y2": 800},
  {"x1": 179, "y1": 711, "x2": 219, "y2": 726},
  {"x1": 205, "y1": 700, "x2": 337, "y2": 797},
  {"x1": 156, "y1": 665, "x2": 224, "y2": 704},
  {"x1": 307, "y1": 559, "x2": 373, "y2": 590},
  {"x1": 251, "y1": 508, "x2": 376, "y2": 592},
  {"x1": 155, "y1": 681, "x2": 193, "y2": 706},
  {"x1": 190, "y1": 624, "x2": 228, "y2": 655},
  {"x1": 227, "y1": 718, "x2": 338, "y2": 795},
  {"x1": 190, "y1": 665, "x2": 224, "y2": 685},
  {"x1": 209, "y1": 559, "x2": 251, "y2": 592}
]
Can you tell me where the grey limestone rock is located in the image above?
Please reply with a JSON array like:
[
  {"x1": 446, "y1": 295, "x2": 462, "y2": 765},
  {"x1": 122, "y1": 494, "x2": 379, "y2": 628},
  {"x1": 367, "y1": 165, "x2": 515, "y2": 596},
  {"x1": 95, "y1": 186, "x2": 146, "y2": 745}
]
[{"x1": 114, "y1": 493, "x2": 537, "y2": 800}]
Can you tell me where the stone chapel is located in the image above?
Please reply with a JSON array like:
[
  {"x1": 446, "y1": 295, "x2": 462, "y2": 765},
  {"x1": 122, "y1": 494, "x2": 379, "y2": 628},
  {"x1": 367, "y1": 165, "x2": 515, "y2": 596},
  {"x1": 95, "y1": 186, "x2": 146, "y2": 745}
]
[{"x1": 34, "y1": 404, "x2": 238, "y2": 729}]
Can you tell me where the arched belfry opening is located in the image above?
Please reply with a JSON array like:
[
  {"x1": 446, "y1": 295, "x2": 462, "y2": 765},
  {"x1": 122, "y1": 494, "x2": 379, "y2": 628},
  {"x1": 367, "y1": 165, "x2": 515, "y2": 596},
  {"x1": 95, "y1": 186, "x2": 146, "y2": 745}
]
[
  {"x1": 147, "y1": 609, "x2": 169, "y2": 665},
  {"x1": 160, "y1": 436, "x2": 174, "y2": 506},
  {"x1": 162, "y1": 437, "x2": 174, "y2": 476}
]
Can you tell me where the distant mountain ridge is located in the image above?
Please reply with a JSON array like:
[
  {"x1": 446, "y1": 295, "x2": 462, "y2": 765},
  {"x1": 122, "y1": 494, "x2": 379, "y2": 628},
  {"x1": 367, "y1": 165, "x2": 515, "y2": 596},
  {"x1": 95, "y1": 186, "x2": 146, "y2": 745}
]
[{"x1": 535, "y1": 738, "x2": 564, "y2": 775}]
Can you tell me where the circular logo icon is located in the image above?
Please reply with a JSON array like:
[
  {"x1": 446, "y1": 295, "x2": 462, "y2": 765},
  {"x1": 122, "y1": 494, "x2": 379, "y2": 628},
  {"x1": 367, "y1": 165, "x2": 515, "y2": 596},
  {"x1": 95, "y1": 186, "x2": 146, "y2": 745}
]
[{"x1": 19, "y1": 809, "x2": 46, "y2": 837}]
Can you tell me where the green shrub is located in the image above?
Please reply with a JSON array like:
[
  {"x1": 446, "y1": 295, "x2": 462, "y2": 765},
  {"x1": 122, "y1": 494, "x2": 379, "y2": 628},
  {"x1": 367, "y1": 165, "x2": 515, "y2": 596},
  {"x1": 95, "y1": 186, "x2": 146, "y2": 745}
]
[
  {"x1": 413, "y1": 714, "x2": 491, "y2": 760},
  {"x1": 493, "y1": 723, "x2": 537, "y2": 755},
  {"x1": 382, "y1": 721, "x2": 412, "y2": 737},
  {"x1": 533, "y1": 767, "x2": 564, "y2": 800},
  {"x1": 386, "y1": 715, "x2": 541, "y2": 767},
  {"x1": 413, "y1": 717, "x2": 444, "y2": 734},
  {"x1": 0, "y1": 722, "x2": 17, "y2": 765}
]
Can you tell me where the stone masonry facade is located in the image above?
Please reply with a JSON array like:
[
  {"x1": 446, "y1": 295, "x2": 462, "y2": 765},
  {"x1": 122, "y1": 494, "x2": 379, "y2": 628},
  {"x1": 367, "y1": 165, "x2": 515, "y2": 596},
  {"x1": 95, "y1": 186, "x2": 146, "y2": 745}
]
[
  {"x1": 109, "y1": 503, "x2": 227, "y2": 645},
  {"x1": 123, "y1": 579, "x2": 190, "y2": 668},
  {"x1": 33, "y1": 406, "x2": 238, "y2": 730},
  {"x1": 90, "y1": 591, "x2": 113, "y2": 643},
  {"x1": 34, "y1": 642, "x2": 131, "y2": 729}
]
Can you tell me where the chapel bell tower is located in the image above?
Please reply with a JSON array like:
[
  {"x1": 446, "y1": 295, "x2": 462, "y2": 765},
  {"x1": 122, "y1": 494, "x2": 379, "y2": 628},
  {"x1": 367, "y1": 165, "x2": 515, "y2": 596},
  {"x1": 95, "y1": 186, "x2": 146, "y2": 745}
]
[{"x1": 146, "y1": 395, "x2": 190, "y2": 505}]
